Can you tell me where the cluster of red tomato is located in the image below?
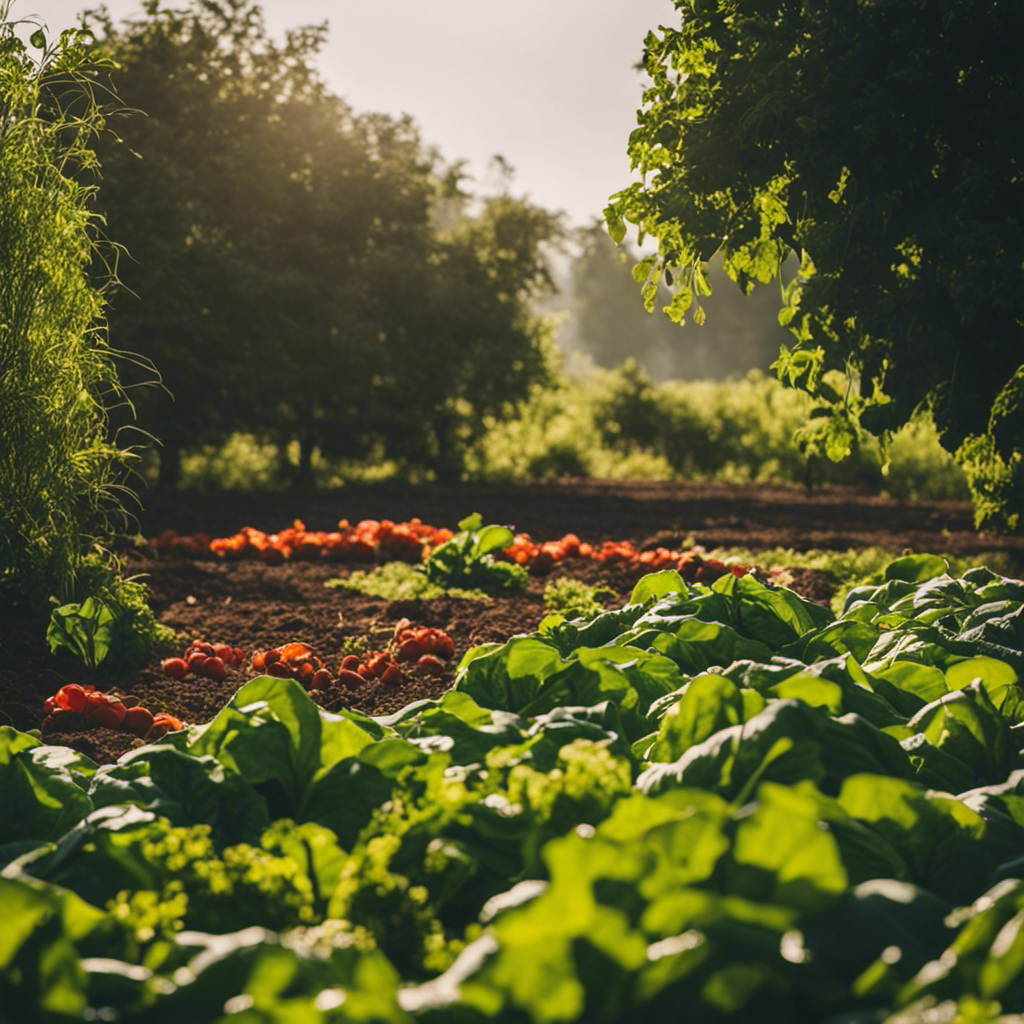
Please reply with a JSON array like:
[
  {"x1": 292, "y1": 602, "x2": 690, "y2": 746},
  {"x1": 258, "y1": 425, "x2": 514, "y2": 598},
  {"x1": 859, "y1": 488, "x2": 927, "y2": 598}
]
[
  {"x1": 250, "y1": 643, "x2": 333, "y2": 690},
  {"x1": 336, "y1": 651, "x2": 404, "y2": 689},
  {"x1": 152, "y1": 519, "x2": 452, "y2": 566},
  {"x1": 161, "y1": 641, "x2": 246, "y2": 681},
  {"x1": 392, "y1": 619, "x2": 456, "y2": 671},
  {"x1": 149, "y1": 518, "x2": 753, "y2": 581},
  {"x1": 42, "y1": 684, "x2": 184, "y2": 739}
]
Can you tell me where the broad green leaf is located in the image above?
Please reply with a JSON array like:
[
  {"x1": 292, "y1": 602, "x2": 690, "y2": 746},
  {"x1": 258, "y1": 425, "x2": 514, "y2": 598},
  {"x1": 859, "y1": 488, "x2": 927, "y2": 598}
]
[
  {"x1": 650, "y1": 674, "x2": 746, "y2": 762},
  {"x1": 884, "y1": 554, "x2": 950, "y2": 583},
  {"x1": 726, "y1": 782, "x2": 847, "y2": 913},
  {"x1": 630, "y1": 569, "x2": 687, "y2": 605},
  {"x1": 905, "y1": 682, "x2": 1010, "y2": 782},
  {"x1": 0, "y1": 729, "x2": 95, "y2": 845},
  {"x1": 838, "y1": 774, "x2": 1003, "y2": 904},
  {"x1": 873, "y1": 661, "x2": 950, "y2": 705},
  {"x1": 637, "y1": 618, "x2": 774, "y2": 674},
  {"x1": 177, "y1": 677, "x2": 379, "y2": 816},
  {"x1": 763, "y1": 674, "x2": 844, "y2": 714},
  {"x1": 712, "y1": 572, "x2": 832, "y2": 647},
  {"x1": 89, "y1": 745, "x2": 269, "y2": 846},
  {"x1": 470, "y1": 523, "x2": 516, "y2": 558},
  {"x1": 899, "y1": 733, "x2": 979, "y2": 794},
  {"x1": 455, "y1": 635, "x2": 568, "y2": 712},
  {"x1": 0, "y1": 875, "x2": 104, "y2": 1019},
  {"x1": 945, "y1": 656, "x2": 1019, "y2": 708}
]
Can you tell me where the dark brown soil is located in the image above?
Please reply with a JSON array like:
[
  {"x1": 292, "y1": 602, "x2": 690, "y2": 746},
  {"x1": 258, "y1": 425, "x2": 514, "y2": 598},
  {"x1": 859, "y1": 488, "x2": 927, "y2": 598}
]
[{"x1": 4, "y1": 479, "x2": 1022, "y2": 766}]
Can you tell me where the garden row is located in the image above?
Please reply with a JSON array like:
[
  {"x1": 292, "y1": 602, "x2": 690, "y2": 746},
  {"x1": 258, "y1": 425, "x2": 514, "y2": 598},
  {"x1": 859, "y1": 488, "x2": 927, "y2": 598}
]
[
  {"x1": 150, "y1": 513, "x2": 756, "y2": 582},
  {"x1": 5, "y1": 547, "x2": 1024, "y2": 1021}
]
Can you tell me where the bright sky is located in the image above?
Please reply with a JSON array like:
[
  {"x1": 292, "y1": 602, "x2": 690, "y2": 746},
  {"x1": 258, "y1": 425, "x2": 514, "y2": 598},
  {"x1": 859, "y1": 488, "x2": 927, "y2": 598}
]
[{"x1": 32, "y1": 0, "x2": 680, "y2": 229}]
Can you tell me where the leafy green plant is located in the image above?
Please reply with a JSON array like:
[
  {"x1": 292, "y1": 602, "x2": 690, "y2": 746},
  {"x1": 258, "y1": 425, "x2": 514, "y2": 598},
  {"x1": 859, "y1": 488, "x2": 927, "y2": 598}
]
[
  {"x1": 417, "y1": 512, "x2": 528, "y2": 595},
  {"x1": 326, "y1": 560, "x2": 491, "y2": 602},
  {"x1": 542, "y1": 577, "x2": 614, "y2": 621},
  {"x1": 47, "y1": 597, "x2": 129, "y2": 673},
  {"x1": 8, "y1": 558, "x2": 1024, "y2": 1020},
  {"x1": 46, "y1": 554, "x2": 176, "y2": 673}
]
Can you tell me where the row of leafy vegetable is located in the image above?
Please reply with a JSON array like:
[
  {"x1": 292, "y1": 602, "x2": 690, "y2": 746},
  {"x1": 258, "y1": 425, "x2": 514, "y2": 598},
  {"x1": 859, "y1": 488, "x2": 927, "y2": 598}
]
[{"x1": 5, "y1": 553, "x2": 1024, "y2": 1021}]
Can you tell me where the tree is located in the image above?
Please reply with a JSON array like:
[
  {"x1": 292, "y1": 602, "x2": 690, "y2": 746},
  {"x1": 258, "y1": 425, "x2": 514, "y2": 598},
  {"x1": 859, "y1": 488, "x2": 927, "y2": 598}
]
[
  {"x1": 0, "y1": 7, "x2": 140, "y2": 612},
  {"x1": 607, "y1": 0, "x2": 1024, "y2": 529},
  {"x1": 85, "y1": 0, "x2": 380, "y2": 487},
  {"x1": 87, "y1": 1, "x2": 561, "y2": 488}
]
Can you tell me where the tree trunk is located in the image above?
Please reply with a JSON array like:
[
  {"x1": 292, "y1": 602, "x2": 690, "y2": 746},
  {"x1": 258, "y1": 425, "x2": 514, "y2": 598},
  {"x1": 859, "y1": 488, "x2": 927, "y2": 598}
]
[{"x1": 291, "y1": 420, "x2": 317, "y2": 490}]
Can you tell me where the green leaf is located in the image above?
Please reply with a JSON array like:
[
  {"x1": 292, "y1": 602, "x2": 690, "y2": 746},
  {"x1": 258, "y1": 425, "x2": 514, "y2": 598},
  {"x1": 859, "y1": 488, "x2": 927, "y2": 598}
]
[
  {"x1": 823, "y1": 414, "x2": 856, "y2": 461},
  {"x1": 88, "y1": 745, "x2": 269, "y2": 847},
  {"x1": 0, "y1": 728, "x2": 95, "y2": 846},
  {"x1": 603, "y1": 204, "x2": 626, "y2": 245},
  {"x1": 650, "y1": 673, "x2": 746, "y2": 762},
  {"x1": 838, "y1": 774, "x2": 1001, "y2": 904},
  {"x1": 945, "y1": 656, "x2": 1019, "y2": 708},
  {"x1": 630, "y1": 569, "x2": 688, "y2": 606},
  {"x1": 726, "y1": 782, "x2": 847, "y2": 913},
  {"x1": 905, "y1": 682, "x2": 1011, "y2": 782},
  {"x1": 873, "y1": 661, "x2": 950, "y2": 705},
  {"x1": 884, "y1": 554, "x2": 950, "y2": 584},
  {"x1": 175, "y1": 677, "x2": 380, "y2": 817},
  {"x1": 712, "y1": 572, "x2": 833, "y2": 647}
]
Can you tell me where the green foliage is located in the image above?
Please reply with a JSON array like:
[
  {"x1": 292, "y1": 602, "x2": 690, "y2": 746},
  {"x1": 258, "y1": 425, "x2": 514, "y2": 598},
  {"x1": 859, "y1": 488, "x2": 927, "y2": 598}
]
[
  {"x1": 326, "y1": 560, "x2": 491, "y2": 603},
  {"x1": 470, "y1": 363, "x2": 968, "y2": 495},
  {"x1": 45, "y1": 553, "x2": 175, "y2": 673},
  {"x1": 0, "y1": 7, "x2": 144, "y2": 613},
  {"x1": 957, "y1": 432, "x2": 1024, "y2": 534},
  {"x1": 157, "y1": 366, "x2": 970, "y2": 498},
  {"x1": 609, "y1": 0, "x2": 1024, "y2": 531},
  {"x1": 7, "y1": 559, "x2": 1024, "y2": 1017},
  {"x1": 542, "y1": 578, "x2": 614, "y2": 621},
  {"x1": 418, "y1": 513, "x2": 528, "y2": 596},
  {"x1": 47, "y1": 598, "x2": 134, "y2": 674},
  {"x1": 103, "y1": 817, "x2": 321, "y2": 940}
]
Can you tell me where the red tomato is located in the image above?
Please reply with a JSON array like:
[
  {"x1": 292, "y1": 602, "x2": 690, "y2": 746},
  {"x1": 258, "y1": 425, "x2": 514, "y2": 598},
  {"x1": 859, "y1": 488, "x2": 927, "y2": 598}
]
[
  {"x1": 310, "y1": 669, "x2": 333, "y2": 690},
  {"x1": 396, "y1": 638, "x2": 424, "y2": 662},
  {"x1": 202, "y1": 656, "x2": 227, "y2": 681},
  {"x1": 417, "y1": 654, "x2": 447, "y2": 675},
  {"x1": 161, "y1": 657, "x2": 190, "y2": 679},
  {"x1": 56, "y1": 684, "x2": 89, "y2": 713},
  {"x1": 123, "y1": 707, "x2": 155, "y2": 737},
  {"x1": 379, "y1": 663, "x2": 403, "y2": 686},
  {"x1": 147, "y1": 712, "x2": 184, "y2": 739},
  {"x1": 338, "y1": 669, "x2": 364, "y2": 689},
  {"x1": 87, "y1": 703, "x2": 125, "y2": 729}
]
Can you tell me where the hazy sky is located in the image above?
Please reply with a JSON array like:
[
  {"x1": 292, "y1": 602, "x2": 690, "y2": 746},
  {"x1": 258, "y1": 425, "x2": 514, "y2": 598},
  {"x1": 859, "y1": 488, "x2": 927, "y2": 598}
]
[{"x1": 33, "y1": 0, "x2": 680, "y2": 229}]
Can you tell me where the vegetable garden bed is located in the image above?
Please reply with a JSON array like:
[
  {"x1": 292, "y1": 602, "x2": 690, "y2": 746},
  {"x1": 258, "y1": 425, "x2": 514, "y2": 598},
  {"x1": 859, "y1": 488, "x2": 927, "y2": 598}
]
[{"x1": 5, "y1": 482, "x2": 1024, "y2": 1021}]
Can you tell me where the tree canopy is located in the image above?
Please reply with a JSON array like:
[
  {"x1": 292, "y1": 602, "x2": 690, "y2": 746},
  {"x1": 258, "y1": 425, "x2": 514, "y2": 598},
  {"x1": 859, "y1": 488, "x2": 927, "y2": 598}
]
[
  {"x1": 85, "y1": 0, "x2": 562, "y2": 487},
  {"x1": 607, "y1": 0, "x2": 1024, "y2": 529}
]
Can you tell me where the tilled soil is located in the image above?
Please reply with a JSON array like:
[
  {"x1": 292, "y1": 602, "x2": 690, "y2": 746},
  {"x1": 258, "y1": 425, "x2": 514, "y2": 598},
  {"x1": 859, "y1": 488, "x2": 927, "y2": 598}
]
[{"x1": 4, "y1": 479, "x2": 1022, "y2": 765}]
